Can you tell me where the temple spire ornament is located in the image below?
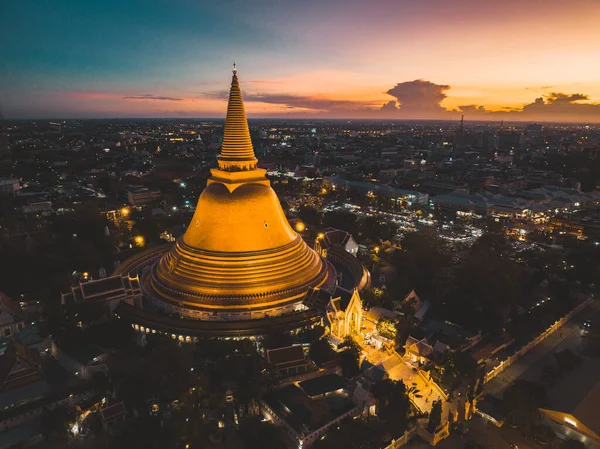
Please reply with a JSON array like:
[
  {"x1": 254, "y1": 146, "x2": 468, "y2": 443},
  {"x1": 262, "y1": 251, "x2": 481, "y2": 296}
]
[{"x1": 215, "y1": 65, "x2": 258, "y2": 172}]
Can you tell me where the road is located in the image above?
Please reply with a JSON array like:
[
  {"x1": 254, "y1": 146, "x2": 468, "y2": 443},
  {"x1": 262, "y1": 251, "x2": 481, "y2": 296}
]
[
  {"x1": 433, "y1": 414, "x2": 547, "y2": 449},
  {"x1": 484, "y1": 300, "x2": 598, "y2": 398}
]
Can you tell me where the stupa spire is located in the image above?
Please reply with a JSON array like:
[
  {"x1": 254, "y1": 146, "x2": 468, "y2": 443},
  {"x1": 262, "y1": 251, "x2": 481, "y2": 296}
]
[{"x1": 218, "y1": 65, "x2": 258, "y2": 171}]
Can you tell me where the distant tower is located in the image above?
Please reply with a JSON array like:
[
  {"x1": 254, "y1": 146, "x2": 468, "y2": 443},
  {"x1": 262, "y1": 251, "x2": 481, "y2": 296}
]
[{"x1": 459, "y1": 115, "x2": 464, "y2": 134}]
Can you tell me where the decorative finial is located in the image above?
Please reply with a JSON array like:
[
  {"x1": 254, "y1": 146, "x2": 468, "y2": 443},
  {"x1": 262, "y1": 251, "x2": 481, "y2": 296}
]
[{"x1": 232, "y1": 62, "x2": 237, "y2": 75}]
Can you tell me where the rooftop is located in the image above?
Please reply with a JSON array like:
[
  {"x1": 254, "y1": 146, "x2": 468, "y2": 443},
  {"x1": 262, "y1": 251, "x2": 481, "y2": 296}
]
[{"x1": 298, "y1": 373, "x2": 345, "y2": 397}]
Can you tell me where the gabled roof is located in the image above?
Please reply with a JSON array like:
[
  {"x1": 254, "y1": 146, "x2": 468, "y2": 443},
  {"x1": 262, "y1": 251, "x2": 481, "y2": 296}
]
[
  {"x1": 403, "y1": 336, "x2": 433, "y2": 358},
  {"x1": 0, "y1": 293, "x2": 25, "y2": 322},
  {"x1": 101, "y1": 401, "x2": 127, "y2": 421},
  {"x1": 80, "y1": 276, "x2": 125, "y2": 298},
  {"x1": 0, "y1": 341, "x2": 45, "y2": 392},
  {"x1": 321, "y1": 229, "x2": 354, "y2": 250},
  {"x1": 298, "y1": 374, "x2": 345, "y2": 397},
  {"x1": 267, "y1": 345, "x2": 306, "y2": 369}
]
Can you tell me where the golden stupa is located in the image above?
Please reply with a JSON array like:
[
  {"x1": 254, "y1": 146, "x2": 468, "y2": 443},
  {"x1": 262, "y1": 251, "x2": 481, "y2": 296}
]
[{"x1": 148, "y1": 66, "x2": 331, "y2": 320}]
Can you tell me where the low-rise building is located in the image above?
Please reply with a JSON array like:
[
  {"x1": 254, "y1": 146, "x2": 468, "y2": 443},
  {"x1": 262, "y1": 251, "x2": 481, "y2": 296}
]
[
  {"x1": 123, "y1": 185, "x2": 161, "y2": 206},
  {"x1": 61, "y1": 274, "x2": 142, "y2": 314},
  {"x1": 0, "y1": 341, "x2": 48, "y2": 410},
  {"x1": 266, "y1": 345, "x2": 309, "y2": 377},
  {"x1": 261, "y1": 374, "x2": 359, "y2": 448}
]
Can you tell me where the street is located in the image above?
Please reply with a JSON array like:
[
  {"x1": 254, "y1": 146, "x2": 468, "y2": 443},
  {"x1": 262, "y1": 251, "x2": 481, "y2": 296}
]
[{"x1": 485, "y1": 301, "x2": 598, "y2": 398}]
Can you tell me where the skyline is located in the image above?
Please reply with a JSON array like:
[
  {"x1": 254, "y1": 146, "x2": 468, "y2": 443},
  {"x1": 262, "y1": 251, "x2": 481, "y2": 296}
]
[{"x1": 2, "y1": 0, "x2": 600, "y2": 122}]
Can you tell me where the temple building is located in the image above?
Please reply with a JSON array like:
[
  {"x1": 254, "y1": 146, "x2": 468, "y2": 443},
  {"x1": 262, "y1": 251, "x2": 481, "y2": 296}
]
[
  {"x1": 112, "y1": 67, "x2": 369, "y2": 338},
  {"x1": 325, "y1": 289, "x2": 363, "y2": 341}
]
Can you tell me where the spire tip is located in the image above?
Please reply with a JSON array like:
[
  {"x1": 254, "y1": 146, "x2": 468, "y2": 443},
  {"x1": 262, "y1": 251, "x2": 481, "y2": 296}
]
[{"x1": 232, "y1": 62, "x2": 237, "y2": 75}]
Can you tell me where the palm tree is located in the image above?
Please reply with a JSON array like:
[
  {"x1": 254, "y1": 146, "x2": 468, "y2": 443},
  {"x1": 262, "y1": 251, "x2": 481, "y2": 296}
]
[{"x1": 406, "y1": 383, "x2": 422, "y2": 399}]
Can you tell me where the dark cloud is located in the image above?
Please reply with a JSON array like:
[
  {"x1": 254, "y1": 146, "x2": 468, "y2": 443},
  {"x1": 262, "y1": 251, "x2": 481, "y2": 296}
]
[
  {"x1": 245, "y1": 93, "x2": 377, "y2": 111},
  {"x1": 202, "y1": 91, "x2": 229, "y2": 100},
  {"x1": 200, "y1": 82, "x2": 600, "y2": 122},
  {"x1": 383, "y1": 80, "x2": 450, "y2": 117},
  {"x1": 456, "y1": 92, "x2": 600, "y2": 122},
  {"x1": 202, "y1": 90, "x2": 376, "y2": 111},
  {"x1": 545, "y1": 92, "x2": 589, "y2": 104},
  {"x1": 457, "y1": 105, "x2": 488, "y2": 114},
  {"x1": 123, "y1": 94, "x2": 183, "y2": 101},
  {"x1": 249, "y1": 80, "x2": 285, "y2": 85},
  {"x1": 526, "y1": 85, "x2": 554, "y2": 90},
  {"x1": 380, "y1": 100, "x2": 399, "y2": 113}
]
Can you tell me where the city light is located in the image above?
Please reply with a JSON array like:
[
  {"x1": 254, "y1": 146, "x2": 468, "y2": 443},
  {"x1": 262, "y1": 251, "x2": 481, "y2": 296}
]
[
  {"x1": 121, "y1": 207, "x2": 130, "y2": 217},
  {"x1": 134, "y1": 235, "x2": 145, "y2": 247},
  {"x1": 295, "y1": 221, "x2": 306, "y2": 232}
]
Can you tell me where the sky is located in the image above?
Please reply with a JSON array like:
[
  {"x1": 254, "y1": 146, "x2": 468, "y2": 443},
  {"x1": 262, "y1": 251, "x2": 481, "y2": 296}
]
[{"x1": 1, "y1": 0, "x2": 600, "y2": 122}]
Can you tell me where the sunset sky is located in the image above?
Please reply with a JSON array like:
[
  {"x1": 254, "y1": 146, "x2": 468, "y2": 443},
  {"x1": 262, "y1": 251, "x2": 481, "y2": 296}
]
[{"x1": 2, "y1": 0, "x2": 600, "y2": 121}]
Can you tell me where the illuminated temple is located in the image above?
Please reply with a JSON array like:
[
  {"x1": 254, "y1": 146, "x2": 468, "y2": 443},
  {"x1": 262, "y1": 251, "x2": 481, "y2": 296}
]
[{"x1": 112, "y1": 68, "x2": 369, "y2": 337}]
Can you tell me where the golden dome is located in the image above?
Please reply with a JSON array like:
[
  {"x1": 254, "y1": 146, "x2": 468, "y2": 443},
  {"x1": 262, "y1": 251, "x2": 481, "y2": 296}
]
[{"x1": 148, "y1": 67, "x2": 331, "y2": 316}]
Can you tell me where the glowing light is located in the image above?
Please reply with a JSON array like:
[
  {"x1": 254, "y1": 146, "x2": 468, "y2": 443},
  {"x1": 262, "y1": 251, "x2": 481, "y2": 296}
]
[
  {"x1": 564, "y1": 417, "x2": 577, "y2": 427},
  {"x1": 295, "y1": 221, "x2": 305, "y2": 232},
  {"x1": 374, "y1": 246, "x2": 380, "y2": 254},
  {"x1": 121, "y1": 207, "x2": 130, "y2": 217},
  {"x1": 317, "y1": 233, "x2": 325, "y2": 239},
  {"x1": 134, "y1": 235, "x2": 145, "y2": 247}
]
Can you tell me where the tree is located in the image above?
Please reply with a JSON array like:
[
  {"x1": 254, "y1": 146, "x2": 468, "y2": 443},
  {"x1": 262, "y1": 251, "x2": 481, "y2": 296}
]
[
  {"x1": 298, "y1": 205, "x2": 322, "y2": 227},
  {"x1": 40, "y1": 405, "x2": 76, "y2": 441},
  {"x1": 376, "y1": 318, "x2": 397, "y2": 340},
  {"x1": 503, "y1": 380, "x2": 546, "y2": 430},
  {"x1": 340, "y1": 346, "x2": 360, "y2": 379},
  {"x1": 312, "y1": 417, "x2": 382, "y2": 449},
  {"x1": 309, "y1": 338, "x2": 336, "y2": 366},
  {"x1": 262, "y1": 330, "x2": 295, "y2": 350},
  {"x1": 298, "y1": 325, "x2": 325, "y2": 343},
  {"x1": 427, "y1": 399, "x2": 442, "y2": 433},
  {"x1": 357, "y1": 216, "x2": 398, "y2": 242},
  {"x1": 371, "y1": 379, "x2": 410, "y2": 435},
  {"x1": 390, "y1": 231, "x2": 451, "y2": 301},
  {"x1": 443, "y1": 238, "x2": 524, "y2": 333},
  {"x1": 323, "y1": 210, "x2": 358, "y2": 235},
  {"x1": 238, "y1": 416, "x2": 287, "y2": 449}
]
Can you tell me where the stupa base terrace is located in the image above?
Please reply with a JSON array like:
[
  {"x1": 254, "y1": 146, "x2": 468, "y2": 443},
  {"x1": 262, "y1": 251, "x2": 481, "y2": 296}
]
[{"x1": 112, "y1": 230, "x2": 369, "y2": 339}]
